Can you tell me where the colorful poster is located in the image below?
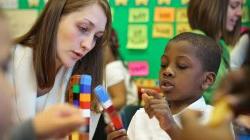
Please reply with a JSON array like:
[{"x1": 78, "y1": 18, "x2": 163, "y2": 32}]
[
  {"x1": 134, "y1": 78, "x2": 158, "y2": 88},
  {"x1": 28, "y1": 0, "x2": 39, "y2": 7},
  {"x1": 128, "y1": 61, "x2": 149, "y2": 76},
  {"x1": 111, "y1": 8, "x2": 114, "y2": 21},
  {"x1": 176, "y1": 8, "x2": 188, "y2": 22},
  {"x1": 176, "y1": 23, "x2": 192, "y2": 35},
  {"x1": 129, "y1": 8, "x2": 149, "y2": 23},
  {"x1": 153, "y1": 23, "x2": 173, "y2": 38},
  {"x1": 115, "y1": 0, "x2": 128, "y2": 6},
  {"x1": 135, "y1": 0, "x2": 148, "y2": 6},
  {"x1": 5, "y1": 10, "x2": 38, "y2": 38},
  {"x1": 242, "y1": 6, "x2": 249, "y2": 23},
  {"x1": 0, "y1": 0, "x2": 18, "y2": 8},
  {"x1": 44, "y1": 0, "x2": 48, "y2": 4},
  {"x1": 154, "y1": 7, "x2": 175, "y2": 22},
  {"x1": 157, "y1": 0, "x2": 171, "y2": 5},
  {"x1": 127, "y1": 24, "x2": 148, "y2": 49},
  {"x1": 181, "y1": 0, "x2": 189, "y2": 5}
]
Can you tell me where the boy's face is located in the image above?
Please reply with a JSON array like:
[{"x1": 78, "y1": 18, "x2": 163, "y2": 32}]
[{"x1": 159, "y1": 41, "x2": 204, "y2": 102}]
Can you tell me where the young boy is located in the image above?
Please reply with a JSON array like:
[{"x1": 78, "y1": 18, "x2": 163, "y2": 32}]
[{"x1": 127, "y1": 32, "x2": 223, "y2": 140}]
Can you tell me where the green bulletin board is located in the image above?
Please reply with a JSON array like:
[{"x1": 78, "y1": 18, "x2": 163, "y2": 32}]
[
  {"x1": 2, "y1": 0, "x2": 250, "y2": 84},
  {"x1": 109, "y1": 0, "x2": 250, "y2": 81}
]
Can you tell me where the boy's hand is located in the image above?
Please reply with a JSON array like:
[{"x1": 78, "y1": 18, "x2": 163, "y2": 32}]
[
  {"x1": 141, "y1": 89, "x2": 178, "y2": 133},
  {"x1": 106, "y1": 123, "x2": 128, "y2": 140}
]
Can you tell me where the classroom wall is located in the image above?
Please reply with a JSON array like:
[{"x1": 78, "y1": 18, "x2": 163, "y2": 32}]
[
  {"x1": 1, "y1": 0, "x2": 250, "y2": 87},
  {"x1": 110, "y1": 0, "x2": 250, "y2": 82}
]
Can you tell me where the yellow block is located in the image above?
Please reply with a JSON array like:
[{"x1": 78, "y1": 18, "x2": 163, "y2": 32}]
[
  {"x1": 71, "y1": 132, "x2": 79, "y2": 140},
  {"x1": 80, "y1": 94, "x2": 91, "y2": 102},
  {"x1": 208, "y1": 98, "x2": 232, "y2": 127}
]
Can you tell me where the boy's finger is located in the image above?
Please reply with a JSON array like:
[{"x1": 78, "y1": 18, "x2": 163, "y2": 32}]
[
  {"x1": 105, "y1": 123, "x2": 115, "y2": 133},
  {"x1": 142, "y1": 93, "x2": 155, "y2": 118},
  {"x1": 141, "y1": 88, "x2": 162, "y2": 99},
  {"x1": 107, "y1": 129, "x2": 127, "y2": 140}
]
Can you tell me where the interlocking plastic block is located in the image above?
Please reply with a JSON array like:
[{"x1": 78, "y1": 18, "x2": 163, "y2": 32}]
[
  {"x1": 72, "y1": 85, "x2": 80, "y2": 94},
  {"x1": 94, "y1": 86, "x2": 110, "y2": 105},
  {"x1": 70, "y1": 75, "x2": 80, "y2": 85},
  {"x1": 94, "y1": 85, "x2": 124, "y2": 130},
  {"x1": 71, "y1": 131, "x2": 79, "y2": 140},
  {"x1": 73, "y1": 100, "x2": 80, "y2": 107},
  {"x1": 80, "y1": 94, "x2": 91, "y2": 102},
  {"x1": 80, "y1": 85, "x2": 91, "y2": 93},
  {"x1": 81, "y1": 109, "x2": 91, "y2": 118},
  {"x1": 80, "y1": 75, "x2": 92, "y2": 86},
  {"x1": 80, "y1": 102, "x2": 91, "y2": 109}
]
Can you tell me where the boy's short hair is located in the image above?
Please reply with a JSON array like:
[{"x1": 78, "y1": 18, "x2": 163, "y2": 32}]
[{"x1": 169, "y1": 32, "x2": 221, "y2": 74}]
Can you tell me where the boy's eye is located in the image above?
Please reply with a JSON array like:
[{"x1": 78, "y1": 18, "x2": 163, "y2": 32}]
[
  {"x1": 160, "y1": 61, "x2": 168, "y2": 68},
  {"x1": 160, "y1": 64, "x2": 167, "y2": 68},
  {"x1": 160, "y1": 55, "x2": 168, "y2": 68},
  {"x1": 177, "y1": 63, "x2": 188, "y2": 69}
]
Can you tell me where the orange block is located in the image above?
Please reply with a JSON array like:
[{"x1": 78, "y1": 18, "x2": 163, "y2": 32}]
[{"x1": 80, "y1": 94, "x2": 91, "y2": 102}]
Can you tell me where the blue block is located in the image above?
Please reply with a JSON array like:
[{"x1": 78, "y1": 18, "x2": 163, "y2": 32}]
[
  {"x1": 73, "y1": 100, "x2": 80, "y2": 107},
  {"x1": 94, "y1": 85, "x2": 110, "y2": 103},
  {"x1": 80, "y1": 85, "x2": 91, "y2": 93},
  {"x1": 80, "y1": 75, "x2": 92, "y2": 86}
]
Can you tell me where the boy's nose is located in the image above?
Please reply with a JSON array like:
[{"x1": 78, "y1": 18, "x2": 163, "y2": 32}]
[{"x1": 163, "y1": 67, "x2": 175, "y2": 77}]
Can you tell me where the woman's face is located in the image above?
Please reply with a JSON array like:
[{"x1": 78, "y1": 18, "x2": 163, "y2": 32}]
[
  {"x1": 226, "y1": 0, "x2": 243, "y2": 31},
  {"x1": 56, "y1": 3, "x2": 107, "y2": 68}
]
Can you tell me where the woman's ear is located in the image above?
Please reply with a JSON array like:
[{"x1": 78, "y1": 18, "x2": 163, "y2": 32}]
[{"x1": 201, "y1": 72, "x2": 216, "y2": 90}]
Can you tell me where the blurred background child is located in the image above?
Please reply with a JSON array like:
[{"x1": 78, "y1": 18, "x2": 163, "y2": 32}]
[{"x1": 104, "y1": 28, "x2": 138, "y2": 111}]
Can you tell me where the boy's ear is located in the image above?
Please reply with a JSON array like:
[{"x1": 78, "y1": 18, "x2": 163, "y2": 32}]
[{"x1": 201, "y1": 72, "x2": 216, "y2": 90}]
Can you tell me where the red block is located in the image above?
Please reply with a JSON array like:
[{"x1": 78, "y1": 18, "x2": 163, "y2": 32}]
[{"x1": 80, "y1": 102, "x2": 91, "y2": 109}]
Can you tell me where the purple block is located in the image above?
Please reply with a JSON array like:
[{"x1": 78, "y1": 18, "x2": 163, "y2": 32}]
[
  {"x1": 80, "y1": 85, "x2": 91, "y2": 93},
  {"x1": 73, "y1": 100, "x2": 80, "y2": 107}
]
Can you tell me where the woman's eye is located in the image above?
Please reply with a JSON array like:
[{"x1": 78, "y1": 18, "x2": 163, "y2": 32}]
[
  {"x1": 230, "y1": 4, "x2": 237, "y2": 9},
  {"x1": 94, "y1": 35, "x2": 102, "y2": 41},
  {"x1": 78, "y1": 26, "x2": 88, "y2": 33}
]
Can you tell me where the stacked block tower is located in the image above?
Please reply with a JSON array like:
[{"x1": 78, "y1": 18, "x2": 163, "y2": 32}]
[
  {"x1": 68, "y1": 75, "x2": 92, "y2": 140},
  {"x1": 94, "y1": 85, "x2": 124, "y2": 130}
]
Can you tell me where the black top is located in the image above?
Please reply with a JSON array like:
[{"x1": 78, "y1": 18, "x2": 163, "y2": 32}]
[{"x1": 93, "y1": 114, "x2": 107, "y2": 140}]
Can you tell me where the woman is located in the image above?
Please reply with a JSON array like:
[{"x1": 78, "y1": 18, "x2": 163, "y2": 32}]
[
  {"x1": 8, "y1": 0, "x2": 111, "y2": 135},
  {"x1": 187, "y1": 0, "x2": 243, "y2": 104}
]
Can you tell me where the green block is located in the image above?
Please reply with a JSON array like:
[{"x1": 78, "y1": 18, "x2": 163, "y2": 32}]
[{"x1": 72, "y1": 85, "x2": 80, "y2": 94}]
